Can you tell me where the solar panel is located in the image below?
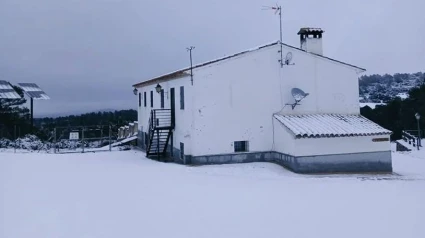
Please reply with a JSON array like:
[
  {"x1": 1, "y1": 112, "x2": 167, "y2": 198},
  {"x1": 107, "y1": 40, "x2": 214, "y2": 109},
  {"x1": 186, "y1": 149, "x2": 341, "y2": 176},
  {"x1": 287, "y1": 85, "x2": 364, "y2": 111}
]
[
  {"x1": 18, "y1": 83, "x2": 50, "y2": 100},
  {"x1": 0, "y1": 80, "x2": 22, "y2": 99}
]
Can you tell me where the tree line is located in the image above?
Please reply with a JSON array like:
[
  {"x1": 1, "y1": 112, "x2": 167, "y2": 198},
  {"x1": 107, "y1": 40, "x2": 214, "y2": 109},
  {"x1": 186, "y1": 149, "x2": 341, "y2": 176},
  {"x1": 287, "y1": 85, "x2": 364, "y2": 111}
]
[
  {"x1": 0, "y1": 85, "x2": 31, "y2": 138},
  {"x1": 34, "y1": 110, "x2": 137, "y2": 140},
  {"x1": 1, "y1": 83, "x2": 137, "y2": 140},
  {"x1": 361, "y1": 83, "x2": 425, "y2": 140}
]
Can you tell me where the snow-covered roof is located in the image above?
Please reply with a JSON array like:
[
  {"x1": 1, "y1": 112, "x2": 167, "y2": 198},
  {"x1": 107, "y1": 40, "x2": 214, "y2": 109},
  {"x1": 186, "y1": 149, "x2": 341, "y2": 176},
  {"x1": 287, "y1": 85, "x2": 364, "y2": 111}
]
[
  {"x1": 396, "y1": 93, "x2": 408, "y2": 99},
  {"x1": 274, "y1": 114, "x2": 391, "y2": 138}
]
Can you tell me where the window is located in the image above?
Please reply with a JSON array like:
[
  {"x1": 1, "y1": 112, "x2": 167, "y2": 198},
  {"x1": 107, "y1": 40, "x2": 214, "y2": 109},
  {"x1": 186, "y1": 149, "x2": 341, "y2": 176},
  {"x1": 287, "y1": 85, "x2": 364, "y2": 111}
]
[
  {"x1": 150, "y1": 91, "x2": 153, "y2": 108},
  {"x1": 180, "y1": 86, "x2": 184, "y2": 110},
  {"x1": 180, "y1": 142, "x2": 184, "y2": 159},
  {"x1": 138, "y1": 93, "x2": 141, "y2": 107},
  {"x1": 144, "y1": 92, "x2": 147, "y2": 107},
  {"x1": 160, "y1": 89, "x2": 164, "y2": 109},
  {"x1": 234, "y1": 141, "x2": 249, "y2": 152}
]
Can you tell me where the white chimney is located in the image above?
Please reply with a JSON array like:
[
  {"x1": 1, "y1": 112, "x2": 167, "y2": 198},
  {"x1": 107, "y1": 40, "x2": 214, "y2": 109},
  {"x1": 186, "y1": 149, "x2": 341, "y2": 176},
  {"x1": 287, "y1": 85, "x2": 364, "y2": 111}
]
[{"x1": 298, "y1": 28, "x2": 324, "y2": 55}]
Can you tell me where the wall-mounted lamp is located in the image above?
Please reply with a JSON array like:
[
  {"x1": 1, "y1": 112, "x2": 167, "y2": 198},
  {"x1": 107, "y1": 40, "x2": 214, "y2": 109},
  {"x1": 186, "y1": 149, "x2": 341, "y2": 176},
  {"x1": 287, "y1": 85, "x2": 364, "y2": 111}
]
[
  {"x1": 133, "y1": 88, "x2": 138, "y2": 95},
  {"x1": 155, "y1": 84, "x2": 162, "y2": 93},
  {"x1": 155, "y1": 83, "x2": 169, "y2": 98}
]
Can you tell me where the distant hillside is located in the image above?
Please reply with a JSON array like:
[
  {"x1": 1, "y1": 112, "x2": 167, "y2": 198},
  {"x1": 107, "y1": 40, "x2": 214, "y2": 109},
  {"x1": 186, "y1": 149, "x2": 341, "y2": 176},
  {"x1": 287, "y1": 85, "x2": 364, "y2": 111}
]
[
  {"x1": 34, "y1": 109, "x2": 137, "y2": 128},
  {"x1": 33, "y1": 109, "x2": 137, "y2": 139},
  {"x1": 359, "y1": 72, "x2": 424, "y2": 103},
  {"x1": 37, "y1": 108, "x2": 119, "y2": 118}
]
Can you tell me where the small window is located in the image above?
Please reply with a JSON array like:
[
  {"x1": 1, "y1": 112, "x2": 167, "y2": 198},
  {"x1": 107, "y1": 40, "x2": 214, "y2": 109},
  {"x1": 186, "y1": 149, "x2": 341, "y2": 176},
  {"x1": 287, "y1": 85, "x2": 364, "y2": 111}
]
[
  {"x1": 180, "y1": 86, "x2": 184, "y2": 110},
  {"x1": 138, "y1": 93, "x2": 141, "y2": 107},
  {"x1": 144, "y1": 92, "x2": 147, "y2": 107},
  {"x1": 234, "y1": 141, "x2": 249, "y2": 152},
  {"x1": 150, "y1": 91, "x2": 153, "y2": 108},
  {"x1": 160, "y1": 89, "x2": 164, "y2": 109}
]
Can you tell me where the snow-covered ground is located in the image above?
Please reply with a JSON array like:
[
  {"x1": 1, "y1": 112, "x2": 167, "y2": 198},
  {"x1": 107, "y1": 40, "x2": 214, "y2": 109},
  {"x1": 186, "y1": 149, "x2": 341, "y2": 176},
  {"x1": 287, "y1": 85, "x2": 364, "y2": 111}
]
[{"x1": 1, "y1": 148, "x2": 425, "y2": 238}]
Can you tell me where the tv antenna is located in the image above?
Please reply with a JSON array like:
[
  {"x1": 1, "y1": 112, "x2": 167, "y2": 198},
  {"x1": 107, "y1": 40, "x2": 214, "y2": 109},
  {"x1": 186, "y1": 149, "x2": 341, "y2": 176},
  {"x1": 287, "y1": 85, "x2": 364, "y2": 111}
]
[
  {"x1": 286, "y1": 88, "x2": 309, "y2": 110},
  {"x1": 187, "y1": 46, "x2": 195, "y2": 85},
  {"x1": 262, "y1": 4, "x2": 283, "y2": 67}
]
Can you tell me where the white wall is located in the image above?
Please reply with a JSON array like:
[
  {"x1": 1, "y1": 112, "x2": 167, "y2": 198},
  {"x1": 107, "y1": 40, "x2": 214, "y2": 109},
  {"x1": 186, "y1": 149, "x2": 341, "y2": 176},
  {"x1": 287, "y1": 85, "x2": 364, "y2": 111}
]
[
  {"x1": 273, "y1": 118, "x2": 296, "y2": 155},
  {"x1": 136, "y1": 76, "x2": 194, "y2": 155},
  {"x1": 189, "y1": 44, "x2": 362, "y2": 156},
  {"x1": 293, "y1": 135, "x2": 391, "y2": 156},
  {"x1": 136, "y1": 43, "x2": 364, "y2": 157},
  {"x1": 190, "y1": 45, "x2": 282, "y2": 156},
  {"x1": 279, "y1": 45, "x2": 361, "y2": 115}
]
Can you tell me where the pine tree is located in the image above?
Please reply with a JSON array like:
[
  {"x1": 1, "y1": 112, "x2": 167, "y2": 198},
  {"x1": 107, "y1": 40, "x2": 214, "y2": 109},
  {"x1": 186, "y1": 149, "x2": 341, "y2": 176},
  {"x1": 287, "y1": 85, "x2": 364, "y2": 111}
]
[{"x1": 0, "y1": 85, "x2": 30, "y2": 138}]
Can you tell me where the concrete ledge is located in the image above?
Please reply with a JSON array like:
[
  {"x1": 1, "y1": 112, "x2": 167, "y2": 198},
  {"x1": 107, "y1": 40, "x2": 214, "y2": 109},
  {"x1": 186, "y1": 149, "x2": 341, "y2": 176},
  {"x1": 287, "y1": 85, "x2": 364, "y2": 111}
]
[
  {"x1": 190, "y1": 150, "x2": 392, "y2": 174},
  {"x1": 191, "y1": 152, "x2": 274, "y2": 165},
  {"x1": 139, "y1": 140, "x2": 393, "y2": 173},
  {"x1": 290, "y1": 151, "x2": 392, "y2": 173}
]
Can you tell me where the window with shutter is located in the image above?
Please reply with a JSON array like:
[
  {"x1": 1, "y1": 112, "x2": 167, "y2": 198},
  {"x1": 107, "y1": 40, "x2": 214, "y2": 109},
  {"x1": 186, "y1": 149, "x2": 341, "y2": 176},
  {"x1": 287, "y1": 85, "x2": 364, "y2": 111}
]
[
  {"x1": 138, "y1": 93, "x2": 141, "y2": 107},
  {"x1": 150, "y1": 91, "x2": 153, "y2": 107},
  {"x1": 144, "y1": 92, "x2": 147, "y2": 107},
  {"x1": 160, "y1": 89, "x2": 164, "y2": 108},
  {"x1": 180, "y1": 86, "x2": 184, "y2": 110}
]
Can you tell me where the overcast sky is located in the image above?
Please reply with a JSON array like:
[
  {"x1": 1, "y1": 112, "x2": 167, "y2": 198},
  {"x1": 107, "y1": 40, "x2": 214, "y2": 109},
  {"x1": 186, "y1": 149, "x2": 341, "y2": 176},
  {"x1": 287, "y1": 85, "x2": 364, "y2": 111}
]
[{"x1": 0, "y1": 0, "x2": 424, "y2": 117}]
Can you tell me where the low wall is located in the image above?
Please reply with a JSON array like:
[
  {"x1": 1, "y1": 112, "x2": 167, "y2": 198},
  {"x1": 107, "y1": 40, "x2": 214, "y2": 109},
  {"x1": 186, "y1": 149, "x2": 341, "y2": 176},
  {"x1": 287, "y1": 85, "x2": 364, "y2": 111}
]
[
  {"x1": 189, "y1": 150, "x2": 392, "y2": 174},
  {"x1": 138, "y1": 134, "x2": 392, "y2": 173}
]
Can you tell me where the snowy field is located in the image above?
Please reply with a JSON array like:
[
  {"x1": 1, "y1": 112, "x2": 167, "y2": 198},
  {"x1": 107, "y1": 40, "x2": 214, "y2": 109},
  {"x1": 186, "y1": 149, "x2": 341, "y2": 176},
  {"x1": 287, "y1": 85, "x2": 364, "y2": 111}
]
[{"x1": 1, "y1": 146, "x2": 425, "y2": 238}]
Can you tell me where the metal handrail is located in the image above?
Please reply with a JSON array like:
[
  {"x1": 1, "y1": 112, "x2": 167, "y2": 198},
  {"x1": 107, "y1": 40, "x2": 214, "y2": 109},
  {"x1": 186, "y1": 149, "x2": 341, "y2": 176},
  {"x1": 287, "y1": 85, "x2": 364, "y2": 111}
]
[{"x1": 402, "y1": 130, "x2": 422, "y2": 148}]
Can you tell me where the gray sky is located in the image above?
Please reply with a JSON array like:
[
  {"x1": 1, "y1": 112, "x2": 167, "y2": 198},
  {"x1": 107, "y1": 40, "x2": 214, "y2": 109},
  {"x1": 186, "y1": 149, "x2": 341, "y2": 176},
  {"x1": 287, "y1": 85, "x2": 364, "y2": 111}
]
[{"x1": 0, "y1": 0, "x2": 424, "y2": 117}]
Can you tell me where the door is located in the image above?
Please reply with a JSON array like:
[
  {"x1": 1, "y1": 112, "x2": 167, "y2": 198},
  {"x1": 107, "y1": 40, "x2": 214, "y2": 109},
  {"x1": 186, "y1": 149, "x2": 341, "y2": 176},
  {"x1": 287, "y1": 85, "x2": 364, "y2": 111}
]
[{"x1": 170, "y1": 88, "x2": 175, "y2": 127}]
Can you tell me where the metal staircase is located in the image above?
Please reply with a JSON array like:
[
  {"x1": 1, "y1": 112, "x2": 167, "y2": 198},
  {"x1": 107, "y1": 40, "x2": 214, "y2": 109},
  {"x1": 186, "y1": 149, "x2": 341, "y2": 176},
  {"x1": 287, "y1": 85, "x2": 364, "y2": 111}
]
[{"x1": 146, "y1": 109, "x2": 174, "y2": 158}]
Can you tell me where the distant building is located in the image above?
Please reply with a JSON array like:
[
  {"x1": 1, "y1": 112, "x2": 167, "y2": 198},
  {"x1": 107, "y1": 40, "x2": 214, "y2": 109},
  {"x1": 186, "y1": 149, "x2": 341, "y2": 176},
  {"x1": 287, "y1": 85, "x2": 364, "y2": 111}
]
[
  {"x1": 360, "y1": 103, "x2": 387, "y2": 109},
  {"x1": 133, "y1": 28, "x2": 392, "y2": 173},
  {"x1": 396, "y1": 92, "x2": 409, "y2": 100}
]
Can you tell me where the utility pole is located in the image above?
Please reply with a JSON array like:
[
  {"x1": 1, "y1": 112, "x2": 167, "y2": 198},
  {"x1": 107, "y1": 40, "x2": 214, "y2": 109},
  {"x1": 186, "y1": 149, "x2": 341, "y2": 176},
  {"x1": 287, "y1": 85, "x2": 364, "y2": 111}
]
[
  {"x1": 109, "y1": 125, "x2": 112, "y2": 152},
  {"x1": 276, "y1": 5, "x2": 283, "y2": 67},
  {"x1": 30, "y1": 98, "x2": 34, "y2": 133},
  {"x1": 187, "y1": 46, "x2": 195, "y2": 85},
  {"x1": 416, "y1": 113, "x2": 421, "y2": 150}
]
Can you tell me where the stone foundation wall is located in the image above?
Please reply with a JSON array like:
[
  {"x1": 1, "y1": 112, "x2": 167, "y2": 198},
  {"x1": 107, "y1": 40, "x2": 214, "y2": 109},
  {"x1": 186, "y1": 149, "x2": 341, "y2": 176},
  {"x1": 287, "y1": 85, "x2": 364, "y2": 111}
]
[
  {"x1": 190, "y1": 150, "x2": 392, "y2": 174},
  {"x1": 138, "y1": 136, "x2": 392, "y2": 173}
]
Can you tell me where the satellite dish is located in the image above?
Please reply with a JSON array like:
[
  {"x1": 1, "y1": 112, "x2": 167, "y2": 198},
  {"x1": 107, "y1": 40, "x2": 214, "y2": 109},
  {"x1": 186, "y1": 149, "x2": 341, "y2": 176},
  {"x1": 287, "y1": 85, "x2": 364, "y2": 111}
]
[
  {"x1": 286, "y1": 88, "x2": 309, "y2": 110},
  {"x1": 284, "y1": 52, "x2": 293, "y2": 65},
  {"x1": 292, "y1": 88, "x2": 309, "y2": 101}
]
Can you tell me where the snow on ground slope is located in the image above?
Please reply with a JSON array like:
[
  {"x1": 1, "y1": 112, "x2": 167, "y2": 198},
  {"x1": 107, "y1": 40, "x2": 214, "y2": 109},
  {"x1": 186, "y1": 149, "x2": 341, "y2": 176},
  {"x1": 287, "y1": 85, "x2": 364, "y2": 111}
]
[{"x1": 1, "y1": 150, "x2": 425, "y2": 238}]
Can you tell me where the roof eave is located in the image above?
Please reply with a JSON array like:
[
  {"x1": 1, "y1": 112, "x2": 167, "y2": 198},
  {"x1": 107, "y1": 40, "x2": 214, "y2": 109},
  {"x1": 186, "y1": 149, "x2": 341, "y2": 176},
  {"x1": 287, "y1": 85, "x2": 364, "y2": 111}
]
[
  {"x1": 133, "y1": 41, "x2": 366, "y2": 87},
  {"x1": 133, "y1": 41, "x2": 280, "y2": 88},
  {"x1": 133, "y1": 71, "x2": 190, "y2": 88},
  {"x1": 295, "y1": 132, "x2": 392, "y2": 139},
  {"x1": 280, "y1": 43, "x2": 366, "y2": 72}
]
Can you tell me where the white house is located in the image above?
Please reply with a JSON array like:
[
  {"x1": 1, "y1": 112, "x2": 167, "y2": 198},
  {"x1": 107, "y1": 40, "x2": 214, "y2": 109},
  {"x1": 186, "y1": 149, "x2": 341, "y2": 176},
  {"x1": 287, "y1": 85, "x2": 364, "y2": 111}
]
[{"x1": 132, "y1": 28, "x2": 392, "y2": 173}]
